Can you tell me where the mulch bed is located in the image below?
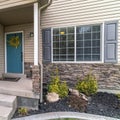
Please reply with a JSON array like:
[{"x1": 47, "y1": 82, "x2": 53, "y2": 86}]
[{"x1": 13, "y1": 92, "x2": 120, "y2": 119}]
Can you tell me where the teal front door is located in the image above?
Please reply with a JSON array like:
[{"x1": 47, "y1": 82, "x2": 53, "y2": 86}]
[{"x1": 6, "y1": 32, "x2": 23, "y2": 73}]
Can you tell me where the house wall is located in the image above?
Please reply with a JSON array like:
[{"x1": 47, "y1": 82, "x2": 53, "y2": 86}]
[
  {"x1": 40, "y1": 0, "x2": 120, "y2": 90},
  {"x1": 40, "y1": 0, "x2": 120, "y2": 63},
  {"x1": 5, "y1": 23, "x2": 34, "y2": 77},
  {"x1": 0, "y1": 0, "x2": 37, "y2": 10},
  {"x1": 0, "y1": 24, "x2": 4, "y2": 77}
]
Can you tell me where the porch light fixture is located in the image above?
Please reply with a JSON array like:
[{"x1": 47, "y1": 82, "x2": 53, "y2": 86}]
[{"x1": 30, "y1": 32, "x2": 34, "y2": 37}]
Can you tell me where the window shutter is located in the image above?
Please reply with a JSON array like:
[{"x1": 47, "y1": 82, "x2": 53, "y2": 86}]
[
  {"x1": 42, "y1": 28, "x2": 51, "y2": 63},
  {"x1": 104, "y1": 21, "x2": 117, "y2": 63}
]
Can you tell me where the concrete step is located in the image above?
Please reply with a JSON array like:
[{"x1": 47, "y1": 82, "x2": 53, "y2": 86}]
[
  {"x1": 2, "y1": 73, "x2": 26, "y2": 79},
  {"x1": 0, "y1": 94, "x2": 17, "y2": 108},
  {"x1": 0, "y1": 106, "x2": 14, "y2": 120},
  {"x1": 0, "y1": 94, "x2": 17, "y2": 120}
]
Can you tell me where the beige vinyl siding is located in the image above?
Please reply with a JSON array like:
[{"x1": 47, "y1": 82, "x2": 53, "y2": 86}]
[
  {"x1": 0, "y1": 0, "x2": 37, "y2": 10},
  {"x1": 5, "y1": 23, "x2": 34, "y2": 63},
  {"x1": 40, "y1": 0, "x2": 120, "y2": 63},
  {"x1": 0, "y1": 24, "x2": 4, "y2": 77}
]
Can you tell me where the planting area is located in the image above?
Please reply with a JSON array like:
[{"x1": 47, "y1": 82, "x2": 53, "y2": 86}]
[
  {"x1": 13, "y1": 69, "x2": 120, "y2": 119},
  {"x1": 13, "y1": 92, "x2": 120, "y2": 119}
]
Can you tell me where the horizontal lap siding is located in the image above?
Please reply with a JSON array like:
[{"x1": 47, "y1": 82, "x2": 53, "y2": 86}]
[
  {"x1": 41, "y1": 0, "x2": 120, "y2": 63},
  {"x1": 0, "y1": 0, "x2": 37, "y2": 10},
  {"x1": 5, "y1": 23, "x2": 34, "y2": 63},
  {"x1": 0, "y1": 24, "x2": 4, "y2": 77}
]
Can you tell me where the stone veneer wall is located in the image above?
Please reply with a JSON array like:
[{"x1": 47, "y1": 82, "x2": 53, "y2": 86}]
[
  {"x1": 24, "y1": 62, "x2": 34, "y2": 78},
  {"x1": 43, "y1": 63, "x2": 120, "y2": 90}
]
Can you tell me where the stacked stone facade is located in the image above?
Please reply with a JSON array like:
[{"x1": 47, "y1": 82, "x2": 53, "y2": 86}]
[
  {"x1": 43, "y1": 63, "x2": 120, "y2": 90},
  {"x1": 32, "y1": 65, "x2": 40, "y2": 94}
]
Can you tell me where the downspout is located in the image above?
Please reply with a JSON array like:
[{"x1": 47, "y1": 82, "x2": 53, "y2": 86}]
[{"x1": 39, "y1": 0, "x2": 52, "y2": 103}]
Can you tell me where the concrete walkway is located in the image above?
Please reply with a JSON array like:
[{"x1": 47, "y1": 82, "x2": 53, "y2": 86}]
[{"x1": 12, "y1": 112, "x2": 120, "y2": 120}]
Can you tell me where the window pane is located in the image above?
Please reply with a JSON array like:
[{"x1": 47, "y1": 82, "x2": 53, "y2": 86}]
[
  {"x1": 68, "y1": 55, "x2": 74, "y2": 61},
  {"x1": 68, "y1": 34, "x2": 74, "y2": 41},
  {"x1": 84, "y1": 33, "x2": 91, "y2": 40},
  {"x1": 60, "y1": 49, "x2": 66, "y2": 54},
  {"x1": 59, "y1": 55, "x2": 66, "y2": 61},
  {"x1": 92, "y1": 25, "x2": 100, "y2": 32},
  {"x1": 76, "y1": 48, "x2": 83, "y2": 54},
  {"x1": 60, "y1": 42, "x2": 66, "y2": 48},
  {"x1": 92, "y1": 40, "x2": 100, "y2": 47},
  {"x1": 53, "y1": 49, "x2": 59, "y2": 54},
  {"x1": 68, "y1": 48, "x2": 74, "y2": 54},
  {"x1": 68, "y1": 41, "x2": 74, "y2": 47},
  {"x1": 84, "y1": 48, "x2": 91, "y2": 54},
  {"x1": 92, "y1": 55, "x2": 100, "y2": 61},
  {"x1": 77, "y1": 34, "x2": 83, "y2": 40},
  {"x1": 92, "y1": 32, "x2": 100, "y2": 40},
  {"x1": 53, "y1": 42, "x2": 59, "y2": 48},
  {"x1": 60, "y1": 35, "x2": 66, "y2": 41},
  {"x1": 84, "y1": 40, "x2": 91, "y2": 47},
  {"x1": 84, "y1": 55, "x2": 91, "y2": 61},
  {"x1": 77, "y1": 27, "x2": 84, "y2": 34},
  {"x1": 53, "y1": 55, "x2": 59, "y2": 61},
  {"x1": 77, "y1": 55, "x2": 84, "y2": 61},
  {"x1": 92, "y1": 48, "x2": 100, "y2": 54},
  {"x1": 53, "y1": 36, "x2": 59, "y2": 41},
  {"x1": 60, "y1": 28, "x2": 66, "y2": 35},
  {"x1": 84, "y1": 26, "x2": 91, "y2": 33},
  {"x1": 53, "y1": 28, "x2": 59, "y2": 35},
  {"x1": 68, "y1": 27, "x2": 74, "y2": 33},
  {"x1": 77, "y1": 41, "x2": 83, "y2": 47}
]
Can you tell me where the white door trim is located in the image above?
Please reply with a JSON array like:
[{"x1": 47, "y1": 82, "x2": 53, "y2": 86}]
[{"x1": 5, "y1": 31, "x2": 24, "y2": 74}]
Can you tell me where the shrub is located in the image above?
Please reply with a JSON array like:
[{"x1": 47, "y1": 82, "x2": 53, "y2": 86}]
[
  {"x1": 76, "y1": 73, "x2": 98, "y2": 96},
  {"x1": 18, "y1": 107, "x2": 28, "y2": 116},
  {"x1": 48, "y1": 68, "x2": 69, "y2": 98}
]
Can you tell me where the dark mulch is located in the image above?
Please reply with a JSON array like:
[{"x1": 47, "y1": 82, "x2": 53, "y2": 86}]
[{"x1": 13, "y1": 92, "x2": 120, "y2": 119}]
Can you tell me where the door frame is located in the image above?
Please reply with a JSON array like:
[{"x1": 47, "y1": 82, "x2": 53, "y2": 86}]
[{"x1": 5, "y1": 31, "x2": 24, "y2": 74}]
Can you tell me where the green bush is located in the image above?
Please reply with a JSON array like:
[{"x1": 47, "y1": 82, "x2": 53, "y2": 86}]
[
  {"x1": 76, "y1": 73, "x2": 98, "y2": 96},
  {"x1": 48, "y1": 68, "x2": 69, "y2": 98},
  {"x1": 18, "y1": 107, "x2": 28, "y2": 116}
]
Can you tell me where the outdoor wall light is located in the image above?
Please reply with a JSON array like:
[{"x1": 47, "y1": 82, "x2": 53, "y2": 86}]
[{"x1": 30, "y1": 32, "x2": 34, "y2": 37}]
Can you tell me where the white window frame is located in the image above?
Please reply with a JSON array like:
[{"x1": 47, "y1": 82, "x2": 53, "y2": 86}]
[{"x1": 51, "y1": 23, "x2": 104, "y2": 63}]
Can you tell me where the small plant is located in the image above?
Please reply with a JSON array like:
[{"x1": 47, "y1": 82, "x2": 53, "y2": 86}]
[
  {"x1": 76, "y1": 73, "x2": 98, "y2": 96},
  {"x1": 48, "y1": 68, "x2": 69, "y2": 98},
  {"x1": 18, "y1": 107, "x2": 28, "y2": 116},
  {"x1": 116, "y1": 94, "x2": 120, "y2": 100}
]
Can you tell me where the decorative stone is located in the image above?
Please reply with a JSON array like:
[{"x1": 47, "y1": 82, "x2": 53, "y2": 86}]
[
  {"x1": 69, "y1": 88, "x2": 79, "y2": 96},
  {"x1": 79, "y1": 93, "x2": 88, "y2": 101},
  {"x1": 46, "y1": 92, "x2": 60, "y2": 103},
  {"x1": 32, "y1": 65, "x2": 40, "y2": 94},
  {"x1": 68, "y1": 94, "x2": 88, "y2": 112}
]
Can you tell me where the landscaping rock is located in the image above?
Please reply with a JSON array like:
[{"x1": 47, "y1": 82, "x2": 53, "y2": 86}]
[
  {"x1": 46, "y1": 92, "x2": 60, "y2": 103},
  {"x1": 80, "y1": 93, "x2": 88, "y2": 101},
  {"x1": 69, "y1": 88, "x2": 79, "y2": 96},
  {"x1": 68, "y1": 94, "x2": 88, "y2": 112}
]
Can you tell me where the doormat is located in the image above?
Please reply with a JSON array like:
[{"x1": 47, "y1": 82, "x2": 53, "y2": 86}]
[{"x1": 0, "y1": 77, "x2": 20, "y2": 82}]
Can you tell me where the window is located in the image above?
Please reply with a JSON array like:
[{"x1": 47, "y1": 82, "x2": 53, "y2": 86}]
[
  {"x1": 52, "y1": 24, "x2": 101, "y2": 62},
  {"x1": 53, "y1": 27, "x2": 75, "y2": 61},
  {"x1": 76, "y1": 25, "x2": 101, "y2": 61}
]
